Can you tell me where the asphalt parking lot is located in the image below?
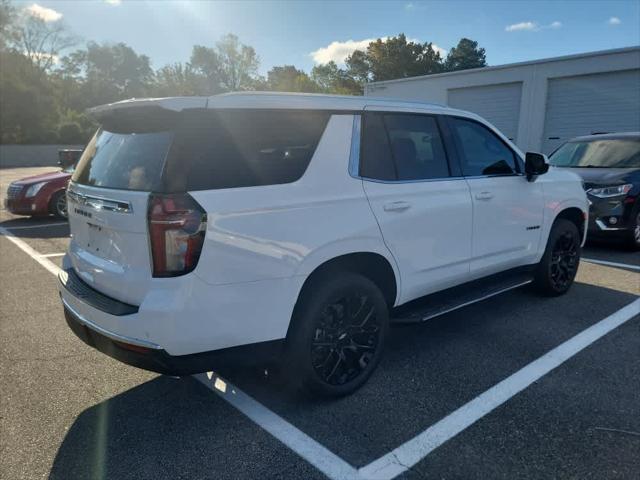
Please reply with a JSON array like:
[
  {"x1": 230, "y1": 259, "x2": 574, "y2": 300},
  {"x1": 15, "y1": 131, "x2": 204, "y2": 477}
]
[{"x1": 1, "y1": 166, "x2": 639, "y2": 480}]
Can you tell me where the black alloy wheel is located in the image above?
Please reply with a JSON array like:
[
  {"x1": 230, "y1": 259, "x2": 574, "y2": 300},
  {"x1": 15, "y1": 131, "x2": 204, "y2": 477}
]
[
  {"x1": 286, "y1": 272, "x2": 389, "y2": 397},
  {"x1": 549, "y1": 231, "x2": 579, "y2": 291},
  {"x1": 533, "y1": 218, "x2": 581, "y2": 296},
  {"x1": 311, "y1": 292, "x2": 382, "y2": 386}
]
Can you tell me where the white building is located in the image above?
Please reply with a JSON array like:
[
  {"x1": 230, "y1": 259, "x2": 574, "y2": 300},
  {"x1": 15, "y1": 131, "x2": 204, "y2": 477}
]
[{"x1": 365, "y1": 46, "x2": 640, "y2": 153}]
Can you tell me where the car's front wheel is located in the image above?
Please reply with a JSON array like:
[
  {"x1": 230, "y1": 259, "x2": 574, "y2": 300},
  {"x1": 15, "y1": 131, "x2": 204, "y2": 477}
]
[
  {"x1": 50, "y1": 191, "x2": 68, "y2": 219},
  {"x1": 533, "y1": 218, "x2": 581, "y2": 296},
  {"x1": 286, "y1": 272, "x2": 389, "y2": 397},
  {"x1": 627, "y1": 207, "x2": 640, "y2": 250}
]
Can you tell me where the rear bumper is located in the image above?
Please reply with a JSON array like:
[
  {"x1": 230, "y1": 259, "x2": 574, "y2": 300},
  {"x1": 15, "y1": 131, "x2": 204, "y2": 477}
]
[
  {"x1": 58, "y1": 267, "x2": 286, "y2": 374},
  {"x1": 62, "y1": 300, "x2": 283, "y2": 375}
]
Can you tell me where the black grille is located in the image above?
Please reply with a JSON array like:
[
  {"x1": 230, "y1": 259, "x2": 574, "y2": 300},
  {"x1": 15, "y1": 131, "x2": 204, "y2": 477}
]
[
  {"x1": 59, "y1": 268, "x2": 139, "y2": 316},
  {"x1": 6, "y1": 184, "x2": 23, "y2": 200}
]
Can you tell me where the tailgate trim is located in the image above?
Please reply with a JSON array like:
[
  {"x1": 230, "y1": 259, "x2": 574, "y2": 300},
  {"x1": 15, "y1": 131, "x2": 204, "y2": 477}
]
[
  {"x1": 67, "y1": 189, "x2": 134, "y2": 214},
  {"x1": 59, "y1": 268, "x2": 139, "y2": 316},
  {"x1": 61, "y1": 297, "x2": 161, "y2": 350}
]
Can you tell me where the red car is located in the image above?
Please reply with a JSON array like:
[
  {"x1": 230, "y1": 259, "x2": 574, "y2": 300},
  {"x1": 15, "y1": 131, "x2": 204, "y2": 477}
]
[{"x1": 5, "y1": 150, "x2": 81, "y2": 219}]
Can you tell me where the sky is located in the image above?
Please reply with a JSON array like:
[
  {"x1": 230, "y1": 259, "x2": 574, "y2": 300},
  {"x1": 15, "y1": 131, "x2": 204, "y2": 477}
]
[{"x1": 16, "y1": 0, "x2": 640, "y2": 75}]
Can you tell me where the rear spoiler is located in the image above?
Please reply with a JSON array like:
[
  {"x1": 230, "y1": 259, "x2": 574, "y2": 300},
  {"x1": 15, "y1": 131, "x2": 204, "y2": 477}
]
[{"x1": 87, "y1": 97, "x2": 209, "y2": 132}]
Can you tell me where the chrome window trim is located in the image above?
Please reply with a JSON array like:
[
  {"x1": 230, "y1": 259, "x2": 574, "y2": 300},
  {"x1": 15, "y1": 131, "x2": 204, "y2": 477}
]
[
  {"x1": 67, "y1": 188, "x2": 133, "y2": 214},
  {"x1": 360, "y1": 176, "x2": 466, "y2": 185},
  {"x1": 348, "y1": 114, "x2": 361, "y2": 178},
  {"x1": 464, "y1": 173, "x2": 525, "y2": 180},
  {"x1": 348, "y1": 112, "x2": 525, "y2": 185}
]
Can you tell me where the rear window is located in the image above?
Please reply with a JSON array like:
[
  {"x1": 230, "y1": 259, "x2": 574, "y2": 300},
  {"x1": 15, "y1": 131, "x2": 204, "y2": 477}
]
[
  {"x1": 163, "y1": 109, "x2": 330, "y2": 192},
  {"x1": 72, "y1": 130, "x2": 173, "y2": 191},
  {"x1": 74, "y1": 109, "x2": 330, "y2": 192}
]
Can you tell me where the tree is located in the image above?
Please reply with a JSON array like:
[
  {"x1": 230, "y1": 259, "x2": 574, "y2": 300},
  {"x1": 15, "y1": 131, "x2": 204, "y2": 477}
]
[
  {"x1": 311, "y1": 61, "x2": 361, "y2": 95},
  {"x1": 444, "y1": 38, "x2": 487, "y2": 72},
  {"x1": 189, "y1": 45, "x2": 223, "y2": 94},
  {"x1": 0, "y1": 49, "x2": 58, "y2": 143},
  {"x1": 344, "y1": 50, "x2": 369, "y2": 84},
  {"x1": 266, "y1": 65, "x2": 320, "y2": 92},
  {"x1": 215, "y1": 34, "x2": 259, "y2": 91},
  {"x1": 345, "y1": 34, "x2": 444, "y2": 83},
  {"x1": 154, "y1": 63, "x2": 200, "y2": 96},
  {"x1": 15, "y1": 9, "x2": 77, "y2": 72},
  {"x1": 0, "y1": 0, "x2": 18, "y2": 50}
]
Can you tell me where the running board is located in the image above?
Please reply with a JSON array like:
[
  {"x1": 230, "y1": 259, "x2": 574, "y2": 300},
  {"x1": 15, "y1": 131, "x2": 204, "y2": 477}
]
[{"x1": 391, "y1": 269, "x2": 534, "y2": 324}]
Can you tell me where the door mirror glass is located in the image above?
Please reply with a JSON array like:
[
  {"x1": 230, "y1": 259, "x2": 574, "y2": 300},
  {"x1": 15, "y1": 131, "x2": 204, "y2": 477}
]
[{"x1": 525, "y1": 152, "x2": 549, "y2": 180}]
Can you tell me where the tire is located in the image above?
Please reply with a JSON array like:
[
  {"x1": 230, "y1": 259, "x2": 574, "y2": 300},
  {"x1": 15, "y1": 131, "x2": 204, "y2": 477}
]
[
  {"x1": 49, "y1": 191, "x2": 68, "y2": 219},
  {"x1": 625, "y1": 205, "x2": 640, "y2": 250},
  {"x1": 286, "y1": 272, "x2": 389, "y2": 397},
  {"x1": 533, "y1": 218, "x2": 581, "y2": 296}
]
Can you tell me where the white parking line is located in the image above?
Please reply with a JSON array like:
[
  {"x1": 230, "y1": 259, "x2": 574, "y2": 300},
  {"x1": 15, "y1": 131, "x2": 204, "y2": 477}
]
[
  {"x1": 196, "y1": 373, "x2": 360, "y2": 480},
  {"x1": 3, "y1": 221, "x2": 639, "y2": 480},
  {"x1": 582, "y1": 257, "x2": 640, "y2": 271},
  {"x1": 0, "y1": 223, "x2": 359, "y2": 480},
  {"x1": 358, "y1": 297, "x2": 640, "y2": 480},
  {"x1": 37, "y1": 252, "x2": 65, "y2": 258},
  {"x1": 0, "y1": 225, "x2": 61, "y2": 276},
  {"x1": 4, "y1": 222, "x2": 68, "y2": 230}
]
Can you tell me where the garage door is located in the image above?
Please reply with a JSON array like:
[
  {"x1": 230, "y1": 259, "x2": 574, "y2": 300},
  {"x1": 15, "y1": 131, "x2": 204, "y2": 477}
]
[
  {"x1": 542, "y1": 69, "x2": 640, "y2": 153},
  {"x1": 447, "y1": 82, "x2": 522, "y2": 141}
]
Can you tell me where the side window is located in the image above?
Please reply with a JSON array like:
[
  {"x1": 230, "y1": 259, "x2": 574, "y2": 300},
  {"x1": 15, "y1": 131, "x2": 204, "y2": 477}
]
[
  {"x1": 360, "y1": 112, "x2": 450, "y2": 181},
  {"x1": 384, "y1": 114, "x2": 450, "y2": 181},
  {"x1": 164, "y1": 109, "x2": 330, "y2": 191},
  {"x1": 360, "y1": 114, "x2": 396, "y2": 181},
  {"x1": 449, "y1": 117, "x2": 518, "y2": 177}
]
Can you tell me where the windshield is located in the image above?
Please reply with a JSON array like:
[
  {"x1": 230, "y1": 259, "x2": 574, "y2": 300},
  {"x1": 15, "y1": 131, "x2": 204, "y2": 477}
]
[{"x1": 550, "y1": 139, "x2": 640, "y2": 168}]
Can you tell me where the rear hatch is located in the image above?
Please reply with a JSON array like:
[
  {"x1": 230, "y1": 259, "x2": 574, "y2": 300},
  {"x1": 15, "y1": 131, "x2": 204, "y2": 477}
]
[{"x1": 67, "y1": 101, "x2": 205, "y2": 306}]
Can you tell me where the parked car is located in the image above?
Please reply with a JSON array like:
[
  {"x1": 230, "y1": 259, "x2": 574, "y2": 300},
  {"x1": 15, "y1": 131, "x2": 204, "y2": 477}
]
[
  {"x1": 549, "y1": 132, "x2": 640, "y2": 249},
  {"x1": 5, "y1": 149, "x2": 82, "y2": 219},
  {"x1": 58, "y1": 93, "x2": 588, "y2": 396}
]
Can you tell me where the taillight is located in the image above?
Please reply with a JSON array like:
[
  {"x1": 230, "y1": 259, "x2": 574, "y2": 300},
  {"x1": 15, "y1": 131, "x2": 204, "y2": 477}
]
[{"x1": 148, "y1": 193, "x2": 207, "y2": 277}]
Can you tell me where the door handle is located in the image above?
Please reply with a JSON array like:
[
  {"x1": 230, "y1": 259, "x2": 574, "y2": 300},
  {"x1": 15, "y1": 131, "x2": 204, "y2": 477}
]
[
  {"x1": 475, "y1": 191, "x2": 494, "y2": 201},
  {"x1": 383, "y1": 201, "x2": 411, "y2": 212}
]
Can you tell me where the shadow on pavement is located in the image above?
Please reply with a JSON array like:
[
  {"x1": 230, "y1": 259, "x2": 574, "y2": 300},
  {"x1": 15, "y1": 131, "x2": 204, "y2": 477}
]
[{"x1": 49, "y1": 375, "x2": 311, "y2": 480}]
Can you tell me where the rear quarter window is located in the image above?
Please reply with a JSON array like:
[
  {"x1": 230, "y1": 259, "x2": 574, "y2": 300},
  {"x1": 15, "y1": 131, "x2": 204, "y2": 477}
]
[
  {"x1": 163, "y1": 109, "x2": 331, "y2": 192},
  {"x1": 72, "y1": 130, "x2": 173, "y2": 191}
]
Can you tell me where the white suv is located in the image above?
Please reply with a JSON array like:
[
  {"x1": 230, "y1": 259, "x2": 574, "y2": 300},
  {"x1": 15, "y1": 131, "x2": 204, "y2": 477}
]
[{"x1": 58, "y1": 93, "x2": 588, "y2": 396}]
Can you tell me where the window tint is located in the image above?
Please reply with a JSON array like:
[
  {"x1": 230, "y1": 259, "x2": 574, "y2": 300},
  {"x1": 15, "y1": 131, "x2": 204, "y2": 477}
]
[
  {"x1": 76, "y1": 109, "x2": 330, "y2": 192},
  {"x1": 449, "y1": 117, "x2": 517, "y2": 176},
  {"x1": 550, "y1": 139, "x2": 640, "y2": 168},
  {"x1": 164, "y1": 109, "x2": 330, "y2": 191},
  {"x1": 73, "y1": 130, "x2": 173, "y2": 191},
  {"x1": 360, "y1": 113, "x2": 450, "y2": 181},
  {"x1": 360, "y1": 114, "x2": 395, "y2": 181},
  {"x1": 384, "y1": 114, "x2": 450, "y2": 180}
]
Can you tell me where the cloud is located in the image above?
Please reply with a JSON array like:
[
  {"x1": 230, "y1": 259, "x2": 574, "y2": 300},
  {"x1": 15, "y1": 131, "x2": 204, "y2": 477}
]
[
  {"x1": 608, "y1": 16, "x2": 621, "y2": 25},
  {"x1": 24, "y1": 3, "x2": 62, "y2": 22},
  {"x1": 505, "y1": 20, "x2": 562, "y2": 32},
  {"x1": 405, "y1": 2, "x2": 414, "y2": 9},
  {"x1": 505, "y1": 21, "x2": 537, "y2": 32},
  {"x1": 310, "y1": 37, "x2": 446, "y2": 65},
  {"x1": 104, "y1": 0, "x2": 122, "y2": 5},
  {"x1": 311, "y1": 38, "x2": 378, "y2": 64}
]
